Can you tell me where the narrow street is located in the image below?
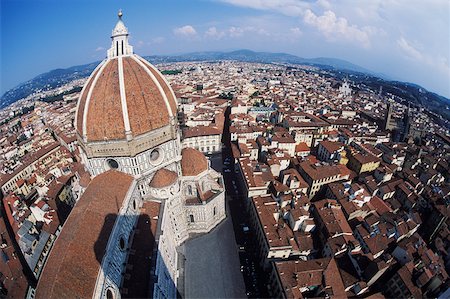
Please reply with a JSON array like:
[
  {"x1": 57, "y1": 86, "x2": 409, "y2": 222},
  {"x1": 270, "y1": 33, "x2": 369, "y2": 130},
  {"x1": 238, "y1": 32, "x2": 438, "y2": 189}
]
[{"x1": 220, "y1": 107, "x2": 270, "y2": 298}]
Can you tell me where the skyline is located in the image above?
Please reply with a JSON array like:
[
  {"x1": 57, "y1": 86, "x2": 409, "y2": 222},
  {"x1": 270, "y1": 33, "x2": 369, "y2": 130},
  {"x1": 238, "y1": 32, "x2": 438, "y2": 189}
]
[{"x1": 1, "y1": 0, "x2": 449, "y2": 98}]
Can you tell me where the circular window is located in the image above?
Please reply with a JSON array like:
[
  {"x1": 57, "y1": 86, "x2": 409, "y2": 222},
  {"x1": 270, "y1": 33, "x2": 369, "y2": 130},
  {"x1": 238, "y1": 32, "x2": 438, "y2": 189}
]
[
  {"x1": 106, "y1": 289, "x2": 114, "y2": 299},
  {"x1": 106, "y1": 159, "x2": 119, "y2": 169},
  {"x1": 149, "y1": 148, "x2": 164, "y2": 165},
  {"x1": 150, "y1": 149, "x2": 160, "y2": 161},
  {"x1": 119, "y1": 236, "x2": 126, "y2": 251}
]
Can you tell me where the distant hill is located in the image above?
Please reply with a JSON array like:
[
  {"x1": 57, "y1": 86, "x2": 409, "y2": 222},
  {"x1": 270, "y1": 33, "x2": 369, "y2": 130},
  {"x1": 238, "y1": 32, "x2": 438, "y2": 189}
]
[
  {"x1": 0, "y1": 62, "x2": 99, "y2": 109},
  {"x1": 1, "y1": 50, "x2": 448, "y2": 119},
  {"x1": 142, "y1": 49, "x2": 379, "y2": 76}
]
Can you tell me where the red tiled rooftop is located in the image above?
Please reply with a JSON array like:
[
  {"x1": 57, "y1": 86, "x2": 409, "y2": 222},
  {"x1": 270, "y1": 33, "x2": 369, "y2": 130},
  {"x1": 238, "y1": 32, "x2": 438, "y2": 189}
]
[
  {"x1": 181, "y1": 147, "x2": 208, "y2": 176},
  {"x1": 35, "y1": 170, "x2": 134, "y2": 299},
  {"x1": 150, "y1": 168, "x2": 178, "y2": 188}
]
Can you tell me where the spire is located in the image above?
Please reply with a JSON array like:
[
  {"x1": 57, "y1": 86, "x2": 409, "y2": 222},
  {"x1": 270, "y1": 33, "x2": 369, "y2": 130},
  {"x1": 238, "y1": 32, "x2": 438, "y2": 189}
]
[{"x1": 107, "y1": 10, "x2": 133, "y2": 59}]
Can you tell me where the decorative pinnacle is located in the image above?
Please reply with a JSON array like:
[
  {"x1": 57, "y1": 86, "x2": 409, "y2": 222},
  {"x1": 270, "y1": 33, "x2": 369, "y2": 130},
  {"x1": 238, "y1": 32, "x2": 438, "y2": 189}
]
[{"x1": 118, "y1": 9, "x2": 123, "y2": 19}]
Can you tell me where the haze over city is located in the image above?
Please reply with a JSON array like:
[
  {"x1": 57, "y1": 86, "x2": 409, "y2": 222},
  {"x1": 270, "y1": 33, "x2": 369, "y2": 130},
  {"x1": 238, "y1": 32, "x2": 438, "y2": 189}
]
[{"x1": 1, "y1": 0, "x2": 449, "y2": 98}]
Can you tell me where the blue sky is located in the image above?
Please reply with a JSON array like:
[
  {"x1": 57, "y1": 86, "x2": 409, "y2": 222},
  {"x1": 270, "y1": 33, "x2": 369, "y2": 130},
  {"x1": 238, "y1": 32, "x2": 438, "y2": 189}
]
[{"x1": 1, "y1": 0, "x2": 449, "y2": 98}]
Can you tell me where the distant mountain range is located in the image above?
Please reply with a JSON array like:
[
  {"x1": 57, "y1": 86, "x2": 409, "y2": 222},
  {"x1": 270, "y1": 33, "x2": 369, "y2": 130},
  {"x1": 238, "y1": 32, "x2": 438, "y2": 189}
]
[
  {"x1": 1, "y1": 49, "x2": 448, "y2": 116},
  {"x1": 143, "y1": 49, "x2": 383, "y2": 76}
]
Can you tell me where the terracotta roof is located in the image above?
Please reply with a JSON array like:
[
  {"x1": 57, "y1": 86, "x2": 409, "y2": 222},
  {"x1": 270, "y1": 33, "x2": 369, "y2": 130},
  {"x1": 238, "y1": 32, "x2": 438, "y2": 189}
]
[
  {"x1": 137, "y1": 56, "x2": 177, "y2": 115},
  {"x1": 122, "y1": 56, "x2": 170, "y2": 137},
  {"x1": 295, "y1": 142, "x2": 310, "y2": 153},
  {"x1": 276, "y1": 258, "x2": 346, "y2": 298},
  {"x1": 149, "y1": 168, "x2": 178, "y2": 188},
  {"x1": 299, "y1": 160, "x2": 346, "y2": 181},
  {"x1": 0, "y1": 214, "x2": 29, "y2": 298},
  {"x1": 35, "y1": 170, "x2": 134, "y2": 299},
  {"x1": 181, "y1": 147, "x2": 208, "y2": 176},
  {"x1": 319, "y1": 140, "x2": 344, "y2": 154},
  {"x1": 182, "y1": 125, "x2": 221, "y2": 138},
  {"x1": 86, "y1": 58, "x2": 125, "y2": 141},
  {"x1": 77, "y1": 55, "x2": 177, "y2": 142},
  {"x1": 76, "y1": 63, "x2": 102, "y2": 136}
]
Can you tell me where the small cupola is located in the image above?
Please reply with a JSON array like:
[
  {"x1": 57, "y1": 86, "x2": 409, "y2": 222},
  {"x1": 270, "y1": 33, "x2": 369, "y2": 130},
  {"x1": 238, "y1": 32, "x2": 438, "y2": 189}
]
[{"x1": 107, "y1": 9, "x2": 133, "y2": 58}]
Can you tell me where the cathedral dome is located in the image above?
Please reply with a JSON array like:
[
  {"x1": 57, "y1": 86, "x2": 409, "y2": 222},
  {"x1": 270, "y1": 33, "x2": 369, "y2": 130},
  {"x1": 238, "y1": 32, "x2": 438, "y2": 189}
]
[
  {"x1": 75, "y1": 11, "x2": 178, "y2": 155},
  {"x1": 150, "y1": 168, "x2": 178, "y2": 188},
  {"x1": 181, "y1": 148, "x2": 208, "y2": 176},
  {"x1": 75, "y1": 55, "x2": 177, "y2": 142}
]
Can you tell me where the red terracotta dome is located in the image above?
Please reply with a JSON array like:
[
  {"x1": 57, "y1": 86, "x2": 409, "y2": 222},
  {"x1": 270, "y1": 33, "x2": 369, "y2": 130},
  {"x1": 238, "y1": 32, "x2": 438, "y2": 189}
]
[
  {"x1": 75, "y1": 12, "x2": 177, "y2": 143},
  {"x1": 75, "y1": 55, "x2": 177, "y2": 142},
  {"x1": 181, "y1": 148, "x2": 208, "y2": 176},
  {"x1": 150, "y1": 168, "x2": 178, "y2": 188}
]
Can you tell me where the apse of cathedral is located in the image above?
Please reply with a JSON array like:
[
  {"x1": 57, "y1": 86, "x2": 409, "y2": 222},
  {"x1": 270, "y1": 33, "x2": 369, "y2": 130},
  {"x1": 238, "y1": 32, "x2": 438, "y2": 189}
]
[{"x1": 35, "y1": 11, "x2": 226, "y2": 299}]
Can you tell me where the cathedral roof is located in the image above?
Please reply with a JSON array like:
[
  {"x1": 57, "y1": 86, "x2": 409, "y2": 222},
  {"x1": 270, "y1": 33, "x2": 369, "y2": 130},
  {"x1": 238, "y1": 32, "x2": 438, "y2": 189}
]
[
  {"x1": 35, "y1": 170, "x2": 133, "y2": 299},
  {"x1": 181, "y1": 148, "x2": 208, "y2": 176},
  {"x1": 75, "y1": 13, "x2": 177, "y2": 143},
  {"x1": 150, "y1": 168, "x2": 178, "y2": 188}
]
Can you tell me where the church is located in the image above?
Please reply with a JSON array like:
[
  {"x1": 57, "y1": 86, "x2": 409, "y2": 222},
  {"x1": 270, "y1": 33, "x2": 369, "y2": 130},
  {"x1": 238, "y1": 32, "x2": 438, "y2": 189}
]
[{"x1": 35, "y1": 11, "x2": 226, "y2": 299}]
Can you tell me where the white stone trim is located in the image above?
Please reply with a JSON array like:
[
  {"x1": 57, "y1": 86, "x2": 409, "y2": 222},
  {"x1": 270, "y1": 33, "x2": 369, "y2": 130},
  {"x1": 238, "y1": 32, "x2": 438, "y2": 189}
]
[
  {"x1": 75, "y1": 60, "x2": 106, "y2": 138},
  {"x1": 131, "y1": 55, "x2": 174, "y2": 117},
  {"x1": 82, "y1": 59, "x2": 110, "y2": 140},
  {"x1": 136, "y1": 56, "x2": 178, "y2": 107},
  {"x1": 118, "y1": 57, "x2": 132, "y2": 137}
]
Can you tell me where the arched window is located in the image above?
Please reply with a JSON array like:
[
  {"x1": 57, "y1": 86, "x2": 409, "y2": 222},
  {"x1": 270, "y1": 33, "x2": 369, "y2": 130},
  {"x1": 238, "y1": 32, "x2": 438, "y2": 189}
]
[
  {"x1": 213, "y1": 207, "x2": 216, "y2": 216},
  {"x1": 187, "y1": 185, "x2": 192, "y2": 195},
  {"x1": 119, "y1": 236, "x2": 126, "y2": 251},
  {"x1": 189, "y1": 214, "x2": 194, "y2": 223},
  {"x1": 116, "y1": 41, "x2": 119, "y2": 56},
  {"x1": 121, "y1": 40, "x2": 124, "y2": 55},
  {"x1": 106, "y1": 289, "x2": 114, "y2": 299}
]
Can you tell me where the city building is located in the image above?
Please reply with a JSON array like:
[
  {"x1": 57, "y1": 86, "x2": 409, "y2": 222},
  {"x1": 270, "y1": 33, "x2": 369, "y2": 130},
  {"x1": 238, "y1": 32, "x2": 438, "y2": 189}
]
[{"x1": 181, "y1": 125, "x2": 222, "y2": 154}]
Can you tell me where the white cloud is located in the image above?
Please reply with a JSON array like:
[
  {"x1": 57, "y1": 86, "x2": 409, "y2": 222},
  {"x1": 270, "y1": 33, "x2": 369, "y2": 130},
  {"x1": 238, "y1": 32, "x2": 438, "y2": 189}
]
[
  {"x1": 228, "y1": 26, "x2": 245, "y2": 37},
  {"x1": 205, "y1": 27, "x2": 226, "y2": 39},
  {"x1": 397, "y1": 37, "x2": 422, "y2": 60},
  {"x1": 204, "y1": 24, "x2": 272, "y2": 40},
  {"x1": 173, "y1": 25, "x2": 197, "y2": 37},
  {"x1": 303, "y1": 9, "x2": 372, "y2": 48},
  {"x1": 95, "y1": 46, "x2": 105, "y2": 52},
  {"x1": 290, "y1": 27, "x2": 302, "y2": 37},
  {"x1": 397, "y1": 36, "x2": 450, "y2": 73},
  {"x1": 317, "y1": 0, "x2": 331, "y2": 10},
  {"x1": 222, "y1": 1, "x2": 377, "y2": 47}
]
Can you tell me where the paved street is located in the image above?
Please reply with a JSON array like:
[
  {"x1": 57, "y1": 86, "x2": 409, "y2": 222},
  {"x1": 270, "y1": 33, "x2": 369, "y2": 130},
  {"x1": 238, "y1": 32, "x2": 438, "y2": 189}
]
[{"x1": 182, "y1": 216, "x2": 246, "y2": 299}]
